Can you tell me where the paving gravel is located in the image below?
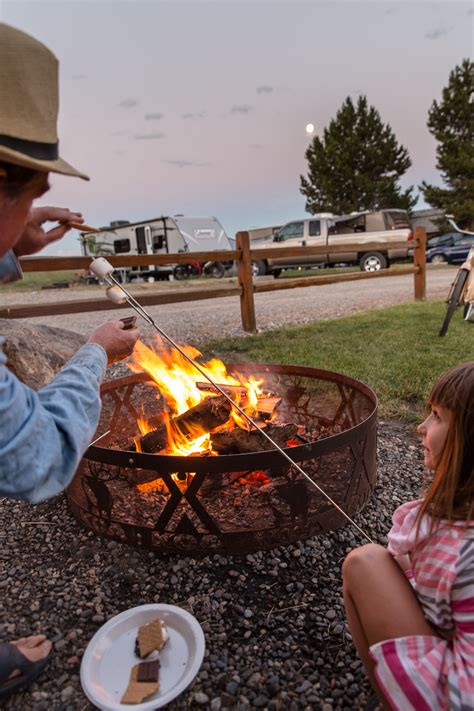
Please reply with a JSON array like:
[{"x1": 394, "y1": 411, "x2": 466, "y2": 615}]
[
  {"x1": 0, "y1": 268, "x2": 442, "y2": 709},
  {"x1": 2, "y1": 267, "x2": 456, "y2": 344},
  {"x1": 1, "y1": 419, "x2": 424, "y2": 710}
]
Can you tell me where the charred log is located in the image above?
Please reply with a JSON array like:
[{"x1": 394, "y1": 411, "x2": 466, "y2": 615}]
[
  {"x1": 138, "y1": 395, "x2": 232, "y2": 453},
  {"x1": 210, "y1": 422, "x2": 298, "y2": 455}
]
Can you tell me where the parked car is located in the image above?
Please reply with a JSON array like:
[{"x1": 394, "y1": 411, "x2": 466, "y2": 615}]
[
  {"x1": 426, "y1": 232, "x2": 474, "y2": 264},
  {"x1": 250, "y1": 209, "x2": 412, "y2": 276}
]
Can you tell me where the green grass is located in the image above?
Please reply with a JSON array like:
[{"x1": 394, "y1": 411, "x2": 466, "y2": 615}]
[
  {"x1": 2, "y1": 270, "x2": 79, "y2": 291},
  {"x1": 203, "y1": 300, "x2": 472, "y2": 421}
]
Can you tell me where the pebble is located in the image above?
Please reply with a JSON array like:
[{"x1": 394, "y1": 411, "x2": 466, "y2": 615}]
[{"x1": 0, "y1": 421, "x2": 422, "y2": 710}]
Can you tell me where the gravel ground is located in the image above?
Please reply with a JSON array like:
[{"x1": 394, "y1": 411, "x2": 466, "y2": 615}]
[
  {"x1": 0, "y1": 419, "x2": 425, "y2": 711},
  {"x1": 1, "y1": 269, "x2": 439, "y2": 709},
  {"x1": 2, "y1": 267, "x2": 456, "y2": 344}
]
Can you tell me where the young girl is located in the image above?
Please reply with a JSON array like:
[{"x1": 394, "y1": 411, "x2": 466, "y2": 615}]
[{"x1": 342, "y1": 361, "x2": 474, "y2": 711}]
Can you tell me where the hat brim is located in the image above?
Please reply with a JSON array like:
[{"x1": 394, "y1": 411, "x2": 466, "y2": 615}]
[{"x1": 0, "y1": 145, "x2": 89, "y2": 180}]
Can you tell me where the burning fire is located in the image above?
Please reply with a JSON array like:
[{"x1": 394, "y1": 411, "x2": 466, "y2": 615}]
[{"x1": 128, "y1": 337, "x2": 268, "y2": 456}]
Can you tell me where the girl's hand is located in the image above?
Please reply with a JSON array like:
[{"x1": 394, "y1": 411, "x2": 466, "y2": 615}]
[{"x1": 13, "y1": 207, "x2": 84, "y2": 257}]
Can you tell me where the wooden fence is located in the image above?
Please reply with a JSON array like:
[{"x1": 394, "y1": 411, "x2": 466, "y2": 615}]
[{"x1": 1, "y1": 228, "x2": 427, "y2": 332}]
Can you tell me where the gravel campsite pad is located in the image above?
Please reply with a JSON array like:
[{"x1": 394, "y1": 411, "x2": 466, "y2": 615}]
[{"x1": 0, "y1": 420, "x2": 424, "y2": 710}]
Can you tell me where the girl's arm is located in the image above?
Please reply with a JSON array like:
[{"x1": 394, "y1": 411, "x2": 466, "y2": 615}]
[{"x1": 393, "y1": 554, "x2": 411, "y2": 572}]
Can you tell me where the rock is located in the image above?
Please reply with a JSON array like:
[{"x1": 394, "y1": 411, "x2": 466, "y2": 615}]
[
  {"x1": 60, "y1": 686, "x2": 75, "y2": 702},
  {"x1": 0, "y1": 319, "x2": 85, "y2": 389},
  {"x1": 194, "y1": 691, "x2": 210, "y2": 705}
]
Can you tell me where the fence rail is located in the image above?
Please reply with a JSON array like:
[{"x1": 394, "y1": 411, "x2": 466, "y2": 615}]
[{"x1": 1, "y1": 228, "x2": 427, "y2": 331}]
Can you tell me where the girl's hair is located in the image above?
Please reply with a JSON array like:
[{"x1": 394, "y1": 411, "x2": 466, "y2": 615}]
[
  {"x1": 417, "y1": 361, "x2": 474, "y2": 527},
  {"x1": 0, "y1": 161, "x2": 45, "y2": 198}
]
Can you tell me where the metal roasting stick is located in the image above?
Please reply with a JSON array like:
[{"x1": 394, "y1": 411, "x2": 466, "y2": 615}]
[{"x1": 93, "y1": 259, "x2": 373, "y2": 544}]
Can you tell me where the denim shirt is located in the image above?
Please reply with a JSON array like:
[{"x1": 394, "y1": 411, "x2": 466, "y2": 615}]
[
  {"x1": 0, "y1": 250, "x2": 22, "y2": 284},
  {"x1": 0, "y1": 250, "x2": 108, "y2": 502}
]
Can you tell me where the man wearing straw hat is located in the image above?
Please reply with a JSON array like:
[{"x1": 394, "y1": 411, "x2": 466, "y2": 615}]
[{"x1": 0, "y1": 23, "x2": 139, "y2": 697}]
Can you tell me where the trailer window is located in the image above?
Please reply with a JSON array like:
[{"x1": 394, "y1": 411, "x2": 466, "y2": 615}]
[{"x1": 114, "y1": 238, "x2": 131, "y2": 253}]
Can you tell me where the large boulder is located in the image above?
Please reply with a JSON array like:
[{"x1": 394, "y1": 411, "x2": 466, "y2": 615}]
[{"x1": 0, "y1": 319, "x2": 85, "y2": 390}]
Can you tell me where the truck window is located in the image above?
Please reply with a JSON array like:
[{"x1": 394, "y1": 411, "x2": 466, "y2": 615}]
[
  {"x1": 309, "y1": 220, "x2": 321, "y2": 236},
  {"x1": 114, "y1": 238, "x2": 131, "y2": 253},
  {"x1": 384, "y1": 210, "x2": 410, "y2": 229},
  {"x1": 328, "y1": 216, "x2": 365, "y2": 236},
  {"x1": 365, "y1": 212, "x2": 386, "y2": 232},
  {"x1": 277, "y1": 222, "x2": 304, "y2": 240}
]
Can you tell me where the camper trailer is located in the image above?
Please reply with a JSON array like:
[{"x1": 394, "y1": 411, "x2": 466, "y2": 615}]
[{"x1": 80, "y1": 216, "x2": 233, "y2": 282}]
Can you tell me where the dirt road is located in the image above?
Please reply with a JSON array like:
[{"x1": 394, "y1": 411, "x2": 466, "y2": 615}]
[{"x1": 2, "y1": 267, "x2": 456, "y2": 344}]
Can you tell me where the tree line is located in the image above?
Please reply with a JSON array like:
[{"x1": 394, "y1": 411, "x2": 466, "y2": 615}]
[{"x1": 300, "y1": 59, "x2": 473, "y2": 230}]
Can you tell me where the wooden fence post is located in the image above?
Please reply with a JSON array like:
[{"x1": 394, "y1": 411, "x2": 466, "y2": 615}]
[
  {"x1": 413, "y1": 226, "x2": 426, "y2": 301},
  {"x1": 236, "y1": 231, "x2": 256, "y2": 332}
]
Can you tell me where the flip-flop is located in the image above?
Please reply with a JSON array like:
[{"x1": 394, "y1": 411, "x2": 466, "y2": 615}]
[{"x1": 0, "y1": 642, "x2": 52, "y2": 698}]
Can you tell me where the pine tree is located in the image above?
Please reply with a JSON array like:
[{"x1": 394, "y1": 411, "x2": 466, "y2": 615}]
[
  {"x1": 300, "y1": 96, "x2": 417, "y2": 215},
  {"x1": 420, "y1": 59, "x2": 474, "y2": 230}
]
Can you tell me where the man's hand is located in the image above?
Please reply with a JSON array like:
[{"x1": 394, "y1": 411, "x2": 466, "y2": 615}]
[
  {"x1": 13, "y1": 207, "x2": 84, "y2": 257},
  {"x1": 87, "y1": 320, "x2": 140, "y2": 364}
]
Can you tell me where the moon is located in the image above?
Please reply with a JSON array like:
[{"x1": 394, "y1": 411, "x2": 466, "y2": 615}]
[{"x1": 305, "y1": 123, "x2": 315, "y2": 134}]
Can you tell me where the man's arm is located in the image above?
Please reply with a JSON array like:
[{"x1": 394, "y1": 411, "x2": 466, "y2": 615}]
[
  {"x1": 0, "y1": 319, "x2": 138, "y2": 502},
  {"x1": 0, "y1": 341, "x2": 107, "y2": 502}
]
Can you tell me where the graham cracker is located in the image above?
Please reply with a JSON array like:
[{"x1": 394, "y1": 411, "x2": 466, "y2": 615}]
[
  {"x1": 120, "y1": 664, "x2": 159, "y2": 705},
  {"x1": 137, "y1": 618, "x2": 166, "y2": 658}
]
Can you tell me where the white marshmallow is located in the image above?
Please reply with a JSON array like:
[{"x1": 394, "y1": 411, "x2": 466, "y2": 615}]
[
  {"x1": 90, "y1": 257, "x2": 114, "y2": 279},
  {"x1": 106, "y1": 286, "x2": 127, "y2": 304}
]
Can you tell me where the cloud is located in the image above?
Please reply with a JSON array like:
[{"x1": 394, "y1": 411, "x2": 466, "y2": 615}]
[
  {"x1": 162, "y1": 159, "x2": 211, "y2": 168},
  {"x1": 425, "y1": 26, "x2": 452, "y2": 40},
  {"x1": 145, "y1": 113, "x2": 164, "y2": 120},
  {"x1": 181, "y1": 112, "x2": 205, "y2": 119},
  {"x1": 230, "y1": 104, "x2": 253, "y2": 114},
  {"x1": 72, "y1": 74, "x2": 87, "y2": 80},
  {"x1": 249, "y1": 143, "x2": 262, "y2": 149},
  {"x1": 134, "y1": 132, "x2": 165, "y2": 140},
  {"x1": 256, "y1": 85, "x2": 274, "y2": 95},
  {"x1": 118, "y1": 98, "x2": 138, "y2": 108}
]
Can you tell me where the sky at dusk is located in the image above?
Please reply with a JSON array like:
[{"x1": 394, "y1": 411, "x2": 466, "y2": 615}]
[{"x1": 2, "y1": 0, "x2": 473, "y2": 255}]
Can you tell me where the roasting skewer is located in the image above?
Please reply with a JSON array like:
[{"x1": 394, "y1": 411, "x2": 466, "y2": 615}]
[{"x1": 90, "y1": 257, "x2": 373, "y2": 544}]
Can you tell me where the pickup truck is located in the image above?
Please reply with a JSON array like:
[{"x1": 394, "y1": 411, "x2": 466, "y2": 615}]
[{"x1": 251, "y1": 209, "x2": 413, "y2": 276}]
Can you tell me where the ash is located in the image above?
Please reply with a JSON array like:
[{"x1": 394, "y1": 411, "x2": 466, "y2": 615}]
[{"x1": 0, "y1": 420, "x2": 423, "y2": 710}]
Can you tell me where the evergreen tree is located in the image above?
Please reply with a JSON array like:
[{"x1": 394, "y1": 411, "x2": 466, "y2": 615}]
[
  {"x1": 300, "y1": 96, "x2": 417, "y2": 214},
  {"x1": 420, "y1": 59, "x2": 474, "y2": 230}
]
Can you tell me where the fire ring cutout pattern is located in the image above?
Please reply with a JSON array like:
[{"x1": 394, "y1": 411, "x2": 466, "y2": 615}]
[{"x1": 67, "y1": 364, "x2": 377, "y2": 554}]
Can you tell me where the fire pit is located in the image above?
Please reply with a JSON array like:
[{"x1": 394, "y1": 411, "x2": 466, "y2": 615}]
[{"x1": 68, "y1": 356, "x2": 377, "y2": 554}]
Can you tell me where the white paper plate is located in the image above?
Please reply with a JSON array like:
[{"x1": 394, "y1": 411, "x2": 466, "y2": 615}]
[{"x1": 80, "y1": 604, "x2": 205, "y2": 710}]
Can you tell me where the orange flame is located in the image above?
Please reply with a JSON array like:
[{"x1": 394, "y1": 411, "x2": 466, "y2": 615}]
[{"x1": 128, "y1": 337, "x2": 267, "y2": 456}]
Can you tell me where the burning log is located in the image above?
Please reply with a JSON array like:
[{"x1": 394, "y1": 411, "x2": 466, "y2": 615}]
[
  {"x1": 138, "y1": 395, "x2": 232, "y2": 453},
  {"x1": 196, "y1": 383, "x2": 281, "y2": 419},
  {"x1": 210, "y1": 422, "x2": 299, "y2": 455}
]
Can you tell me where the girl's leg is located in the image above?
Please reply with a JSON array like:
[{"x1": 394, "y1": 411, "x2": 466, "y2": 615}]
[{"x1": 342, "y1": 544, "x2": 435, "y2": 709}]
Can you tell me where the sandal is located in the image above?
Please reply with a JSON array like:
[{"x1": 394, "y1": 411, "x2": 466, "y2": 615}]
[{"x1": 0, "y1": 641, "x2": 52, "y2": 698}]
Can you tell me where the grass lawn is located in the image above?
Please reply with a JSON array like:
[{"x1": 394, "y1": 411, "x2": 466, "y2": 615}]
[
  {"x1": 203, "y1": 300, "x2": 472, "y2": 422},
  {"x1": 2, "y1": 270, "x2": 79, "y2": 291}
]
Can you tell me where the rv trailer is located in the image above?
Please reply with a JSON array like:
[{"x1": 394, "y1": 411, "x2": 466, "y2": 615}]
[{"x1": 80, "y1": 215, "x2": 233, "y2": 282}]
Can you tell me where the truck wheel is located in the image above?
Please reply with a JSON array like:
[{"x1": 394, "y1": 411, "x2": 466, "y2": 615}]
[
  {"x1": 251, "y1": 260, "x2": 267, "y2": 277},
  {"x1": 359, "y1": 252, "x2": 387, "y2": 272}
]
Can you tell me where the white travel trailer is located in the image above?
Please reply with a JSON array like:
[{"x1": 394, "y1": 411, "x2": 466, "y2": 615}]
[{"x1": 80, "y1": 215, "x2": 234, "y2": 281}]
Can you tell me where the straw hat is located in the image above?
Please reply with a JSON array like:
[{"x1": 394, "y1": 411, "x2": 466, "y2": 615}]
[{"x1": 0, "y1": 23, "x2": 89, "y2": 180}]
